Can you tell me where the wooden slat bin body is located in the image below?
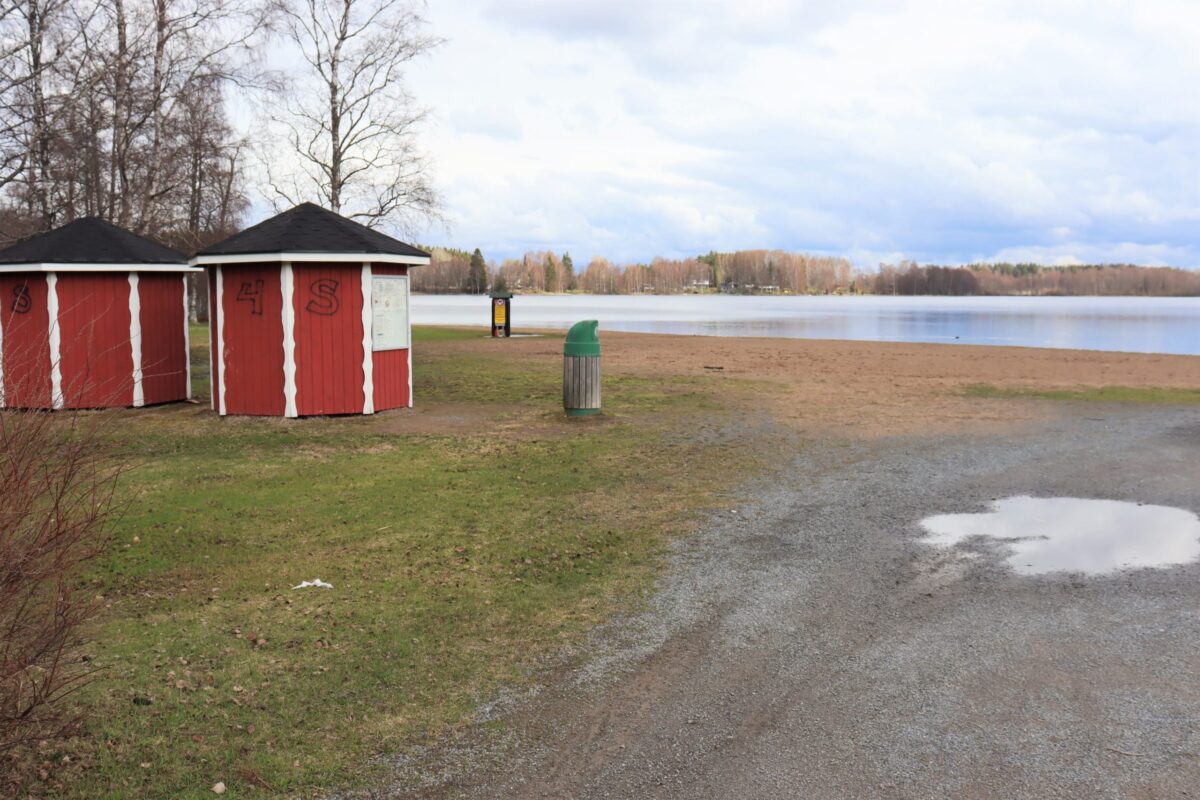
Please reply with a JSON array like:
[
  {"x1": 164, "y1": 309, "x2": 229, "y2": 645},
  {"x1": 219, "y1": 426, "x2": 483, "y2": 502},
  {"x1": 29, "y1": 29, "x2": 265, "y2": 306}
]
[
  {"x1": 563, "y1": 319, "x2": 601, "y2": 417},
  {"x1": 563, "y1": 355, "x2": 601, "y2": 415}
]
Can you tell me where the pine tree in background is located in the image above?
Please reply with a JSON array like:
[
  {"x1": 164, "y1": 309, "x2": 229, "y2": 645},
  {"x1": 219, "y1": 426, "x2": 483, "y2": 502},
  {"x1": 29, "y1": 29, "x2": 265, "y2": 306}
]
[
  {"x1": 563, "y1": 252, "x2": 576, "y2": 291},
  {"x1": 466, "y1": 247, "x2": 488, "y2": 293},
  {"x1": 543, "y1": 255, "x2": 558, "y2": 293}
]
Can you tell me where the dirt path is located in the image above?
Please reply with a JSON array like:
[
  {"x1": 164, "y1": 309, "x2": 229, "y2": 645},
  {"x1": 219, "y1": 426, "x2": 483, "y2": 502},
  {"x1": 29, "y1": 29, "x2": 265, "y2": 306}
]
[{"x1": 386, "y1": 402, "x2": 1200, "y2": 799}]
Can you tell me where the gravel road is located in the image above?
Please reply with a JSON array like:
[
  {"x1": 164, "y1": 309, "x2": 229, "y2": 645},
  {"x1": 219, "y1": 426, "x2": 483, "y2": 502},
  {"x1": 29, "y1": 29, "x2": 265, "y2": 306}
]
[{"x1": 397, "y1": 404, "x2": 1200, "y2": 799}]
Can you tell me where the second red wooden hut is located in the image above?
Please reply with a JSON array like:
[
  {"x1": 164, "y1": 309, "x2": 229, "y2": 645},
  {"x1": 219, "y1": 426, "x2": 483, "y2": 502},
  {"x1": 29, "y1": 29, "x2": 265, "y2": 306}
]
[{"x1": 192, "y1": 203, "x2": 430, "y2": 417}]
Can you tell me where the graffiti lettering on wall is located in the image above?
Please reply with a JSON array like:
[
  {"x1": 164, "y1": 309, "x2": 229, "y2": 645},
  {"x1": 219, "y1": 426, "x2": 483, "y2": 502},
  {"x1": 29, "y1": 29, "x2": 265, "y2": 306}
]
[
  {"x1": 236, "y1": 280, "x2": 265, "y2": 315},
  {"x1": 11, "y1": 284, "x2": 31, "y2": 314},
  {"x1": 306, "y1": 279, "x2": 340, "y2": 315},
  {"x1": 229, "y1": 278, "x2": 346, "y2": 317}
]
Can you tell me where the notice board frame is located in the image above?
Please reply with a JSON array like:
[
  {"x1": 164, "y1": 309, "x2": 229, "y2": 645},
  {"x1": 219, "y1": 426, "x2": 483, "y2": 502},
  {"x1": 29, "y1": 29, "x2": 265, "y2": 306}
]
[{"x1": 371, "y1": 274, "x2": 410, "y2": 351}]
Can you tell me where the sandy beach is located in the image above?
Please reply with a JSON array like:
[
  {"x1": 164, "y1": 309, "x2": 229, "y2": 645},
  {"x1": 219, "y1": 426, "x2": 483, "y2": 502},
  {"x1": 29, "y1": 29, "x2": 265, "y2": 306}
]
[{"x1": 404, "y1": 330, "x2": 1200, "y2": 437}]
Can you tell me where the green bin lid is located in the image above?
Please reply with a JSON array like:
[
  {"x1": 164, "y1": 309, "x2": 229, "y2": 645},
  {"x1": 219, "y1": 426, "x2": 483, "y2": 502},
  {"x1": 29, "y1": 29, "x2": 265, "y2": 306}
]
[{"x1": 564, "y1": 320, "x2": 600, "y2": 357}]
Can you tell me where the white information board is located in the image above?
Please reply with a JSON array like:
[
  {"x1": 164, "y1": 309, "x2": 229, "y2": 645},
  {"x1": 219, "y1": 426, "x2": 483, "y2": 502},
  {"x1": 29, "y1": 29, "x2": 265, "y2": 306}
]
[{"x1": 371, "y1": 275, "x2": 410, "y2": 351}]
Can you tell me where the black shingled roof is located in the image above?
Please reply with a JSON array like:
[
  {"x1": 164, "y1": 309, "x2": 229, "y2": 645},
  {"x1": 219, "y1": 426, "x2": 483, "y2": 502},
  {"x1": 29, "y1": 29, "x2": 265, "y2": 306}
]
[
  {"x1": 0, "y1": 217, "x2": 186, "y2": 265},
  {"x1": 197, "y1": 203, "x2": 430, "y2": 259}
]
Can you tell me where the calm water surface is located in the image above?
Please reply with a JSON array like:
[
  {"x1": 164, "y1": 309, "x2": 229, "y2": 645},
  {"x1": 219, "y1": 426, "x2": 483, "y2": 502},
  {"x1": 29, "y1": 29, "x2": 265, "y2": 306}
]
[
  {"x1": 920, "y1": 496, "x2": 1200, "y2": 576},
  {"x1": 412, "y1": 295, "x2": 1199, "y2": 355}
]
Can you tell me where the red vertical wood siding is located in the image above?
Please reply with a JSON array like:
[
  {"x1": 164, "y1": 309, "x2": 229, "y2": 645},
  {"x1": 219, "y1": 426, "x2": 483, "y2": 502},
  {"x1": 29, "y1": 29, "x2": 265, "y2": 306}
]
[
  {"x1": 56, "y1": 273, "x2": 133, "y2": 409},
  {"x1": 293, "y1": 263, "x2": 365, "y2": 416},
  {"x1": 0, "y1": 273, "x2": 52, "y2": 408},
  {"x1": 138, "y1": 273, "x2": 188, "y2": 405},
  {"x1": 371, "y1": 264, "x2": 410, "y2": 411},
  {"x1": 221, "y1": 264, "x2": 285, "y2": 416},
  {"x1": 208, "y1": 269, "x2": 219, "y2": 411}
]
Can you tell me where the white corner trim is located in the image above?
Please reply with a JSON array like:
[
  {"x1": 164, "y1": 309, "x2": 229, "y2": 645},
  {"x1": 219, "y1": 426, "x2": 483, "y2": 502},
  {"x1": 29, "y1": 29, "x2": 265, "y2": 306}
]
[
  {"x1": 281, "y1": 263, "x2": 298, "y2": 418},
  {"x1": 0, "y1": 262, "x2": 200, "y2": 274},
  {"x1": 183, "y1": 275, "x2": 192, "y2": 399},
  {"x1": 129, "y1": 272, "x2": 144, "y2": 407},
  {"x1": 361, "y1": 263, "x2": 374, "y2": 415},
  {"x1": 190, "y1": 252, "x2": 429, "y2": 267},
  {"x1": 405, "y1": 274, "x2": 413, "y2": 408},
  {"x1": 46, "y1": 272, "x2": 63, "y2": 410},
  {"x1": 0, "y1": 291, "x2": 5, "y2": 408},
  {"x1": 216, "y1": 266, "x2": 226, "y2": 416}
]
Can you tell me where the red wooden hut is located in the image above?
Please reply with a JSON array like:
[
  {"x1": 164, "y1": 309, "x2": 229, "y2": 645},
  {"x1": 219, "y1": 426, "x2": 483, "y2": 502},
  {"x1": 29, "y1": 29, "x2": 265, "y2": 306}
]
[
  {"x1": 0, "y1": 218, "x2": 195, "y2": 409},
  {"x1": 192, "y1": 203, "x2": 431, "y2": 417}
]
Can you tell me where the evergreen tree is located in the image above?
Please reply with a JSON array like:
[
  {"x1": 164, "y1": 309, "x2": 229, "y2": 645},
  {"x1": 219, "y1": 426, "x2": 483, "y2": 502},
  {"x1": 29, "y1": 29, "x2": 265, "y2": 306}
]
[
  {"x1": 543, "y1": 255, "x2": 558, "y2": 293},
  {"x1": 492, "y1": 274, "x2": 509, "y2": 294},
  {"x1": 466, "y1": 248, "x2": 488, "y2": 294},
  {"x1": 562, "y1": 252, "x2": 575, "y2": 291}
]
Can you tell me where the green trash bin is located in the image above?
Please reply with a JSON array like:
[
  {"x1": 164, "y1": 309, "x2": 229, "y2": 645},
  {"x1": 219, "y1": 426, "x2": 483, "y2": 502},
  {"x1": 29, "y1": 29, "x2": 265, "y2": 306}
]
[{"x1": 563, "y1": 320, "x2": 600, "y2": 416}]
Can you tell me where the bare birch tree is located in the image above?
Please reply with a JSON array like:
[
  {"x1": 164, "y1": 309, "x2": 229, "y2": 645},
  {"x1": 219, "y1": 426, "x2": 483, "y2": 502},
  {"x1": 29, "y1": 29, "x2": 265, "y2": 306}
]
[
  {"x1": 0, "y1": 0, "x2": 263, "y2": 243},
  {"x1": 93, "y1": 0, "x2": 265, "y2": 231},
  {"x1": 0, "y1": 0, "x2": 102, "y2": 233},
  {"x1": 129, "y1": 0, "x2": 266, "y2": 232},
  {"x1": 0, "y1": 1, "x2": 30, "y2": 201},
  {"x1": 267, "y1": 0, "x2": 440, "y2": 230}
]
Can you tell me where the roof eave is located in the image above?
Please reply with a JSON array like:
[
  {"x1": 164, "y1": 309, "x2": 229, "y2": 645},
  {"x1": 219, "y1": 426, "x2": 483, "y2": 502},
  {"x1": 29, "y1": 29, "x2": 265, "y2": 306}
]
[
  {"x1": 190, "y1": 252, "x2": 430, "y2": 266},
  {"x1": 0, "y1": 262, "x2": 199, "y2": 273}
]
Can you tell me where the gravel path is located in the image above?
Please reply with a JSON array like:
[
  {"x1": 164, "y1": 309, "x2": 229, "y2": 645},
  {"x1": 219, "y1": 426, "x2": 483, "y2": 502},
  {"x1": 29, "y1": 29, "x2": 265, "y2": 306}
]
[{"x1": 396, "y1": 405, "x2": 1200, "y2": 799}]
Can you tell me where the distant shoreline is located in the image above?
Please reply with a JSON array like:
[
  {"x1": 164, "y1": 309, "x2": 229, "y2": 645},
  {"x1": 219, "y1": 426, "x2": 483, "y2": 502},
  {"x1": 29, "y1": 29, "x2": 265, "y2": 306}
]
[{"x1": 413, "y1": 291, "x2": 1200, "y2": 299}]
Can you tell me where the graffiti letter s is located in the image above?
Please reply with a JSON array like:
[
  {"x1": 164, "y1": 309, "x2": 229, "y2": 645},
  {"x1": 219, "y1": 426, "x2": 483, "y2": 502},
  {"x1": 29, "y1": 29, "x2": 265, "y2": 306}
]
[
  {"x1": 11, "y1": 284, "x2": 31, "y2": 314},
  {"x1": 306, "y1": 278, "x2": 340, "y2": 316}
]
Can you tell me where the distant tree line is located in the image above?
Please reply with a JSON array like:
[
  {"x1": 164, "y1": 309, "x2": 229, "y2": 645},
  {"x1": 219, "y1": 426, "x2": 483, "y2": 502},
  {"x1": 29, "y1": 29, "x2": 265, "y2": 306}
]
[
  {"x1": 873, "y1": 261, "x2": 1200, "y2": 297},
  {"x1": 412, "y1": 248, "x2": 859, "y2": 295},
  {"x1": 416, "y1": 247, "x2": 1199, "y2": 298},
  {"x1": 411, "y1": 245, "x2": 488, "y2": 293},
  {"x1": 572, "y1": 250, "x2": 856, "y2": 295}
]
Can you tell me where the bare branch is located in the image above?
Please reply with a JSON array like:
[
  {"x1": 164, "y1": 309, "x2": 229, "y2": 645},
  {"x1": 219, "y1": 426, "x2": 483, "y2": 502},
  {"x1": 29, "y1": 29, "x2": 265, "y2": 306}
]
[{"x1": 263, "y1": 0, "x2": 440, "y2": 230}]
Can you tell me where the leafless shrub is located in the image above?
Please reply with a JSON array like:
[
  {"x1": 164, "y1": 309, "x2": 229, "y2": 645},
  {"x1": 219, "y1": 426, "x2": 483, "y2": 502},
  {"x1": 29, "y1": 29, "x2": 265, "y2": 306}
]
[{"x1": 0, "y1": 391, "x2": 121, "y2": 768}]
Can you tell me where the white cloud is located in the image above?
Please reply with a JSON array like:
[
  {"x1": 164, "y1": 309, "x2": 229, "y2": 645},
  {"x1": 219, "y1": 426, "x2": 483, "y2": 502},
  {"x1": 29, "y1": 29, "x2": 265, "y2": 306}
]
[
  {"x1": 989, "y1": 241, "x2": 1192, "y2": 267},
  {"x1": 390, "y1": 0, "x2": 1200, "y2": 266}
]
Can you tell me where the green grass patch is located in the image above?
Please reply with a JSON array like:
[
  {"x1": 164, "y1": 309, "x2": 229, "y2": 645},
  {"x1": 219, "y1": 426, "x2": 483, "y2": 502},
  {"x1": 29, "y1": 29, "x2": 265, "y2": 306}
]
[
  {"x1": 415, "y1": 349, "x2": 721, "y2": 413},
  {"x1": 963, "y1": 383, "x2": 1200, "y2": 405},
  {"x1": 188, "y1": 323, "x2": 210, "y2": 401},
  {"x1": 411, "y1": 325, "x2": 489, "y2": 343},
  {"x1": 20, "y1": 325, "x2": 762, "y2": 799}
]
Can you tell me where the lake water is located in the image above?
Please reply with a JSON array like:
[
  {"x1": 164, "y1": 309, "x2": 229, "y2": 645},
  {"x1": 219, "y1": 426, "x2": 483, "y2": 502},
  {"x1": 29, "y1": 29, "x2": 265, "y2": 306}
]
[{"x1": 411, "y1": 295, "x2": 1200, "y2": 356}]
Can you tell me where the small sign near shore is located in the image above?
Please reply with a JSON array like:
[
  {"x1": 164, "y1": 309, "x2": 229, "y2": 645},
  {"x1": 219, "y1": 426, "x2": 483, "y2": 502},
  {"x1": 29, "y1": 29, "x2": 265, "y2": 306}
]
[{"x1": 491, "y1": 292, "x2": 512, "y2": 337}]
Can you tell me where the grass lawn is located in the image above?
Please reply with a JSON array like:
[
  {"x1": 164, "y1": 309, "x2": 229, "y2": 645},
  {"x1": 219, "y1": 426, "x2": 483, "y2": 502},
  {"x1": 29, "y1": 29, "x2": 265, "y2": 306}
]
[{"x1": 14, "y1": 326, "x2": 762, "y2": 799}]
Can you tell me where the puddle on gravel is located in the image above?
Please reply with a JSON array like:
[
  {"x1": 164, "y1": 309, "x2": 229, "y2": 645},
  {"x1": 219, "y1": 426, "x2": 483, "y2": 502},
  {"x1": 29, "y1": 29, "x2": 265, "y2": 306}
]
[{"x1": 919, "y1": 496, "x2": 1200, "y2": 576}]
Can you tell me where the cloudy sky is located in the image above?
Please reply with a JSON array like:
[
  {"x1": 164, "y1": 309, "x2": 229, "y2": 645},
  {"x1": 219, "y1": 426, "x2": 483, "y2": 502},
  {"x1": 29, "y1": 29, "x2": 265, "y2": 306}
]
[{"x1": 396, "y1": 0, "x2": 1200, "y2": 267}]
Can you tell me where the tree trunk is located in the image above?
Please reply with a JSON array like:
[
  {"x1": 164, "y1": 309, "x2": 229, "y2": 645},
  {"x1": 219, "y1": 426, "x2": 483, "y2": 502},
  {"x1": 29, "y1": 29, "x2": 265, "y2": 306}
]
[{"x1": 26, "y1": 0, "x2": 54, "y2": 229}]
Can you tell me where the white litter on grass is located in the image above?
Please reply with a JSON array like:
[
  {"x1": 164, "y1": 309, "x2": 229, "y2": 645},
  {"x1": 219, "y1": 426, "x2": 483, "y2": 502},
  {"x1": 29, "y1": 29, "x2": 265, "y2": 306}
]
[{"x1": 292, "y1": 579, "x2": 333, "y2": 590}]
